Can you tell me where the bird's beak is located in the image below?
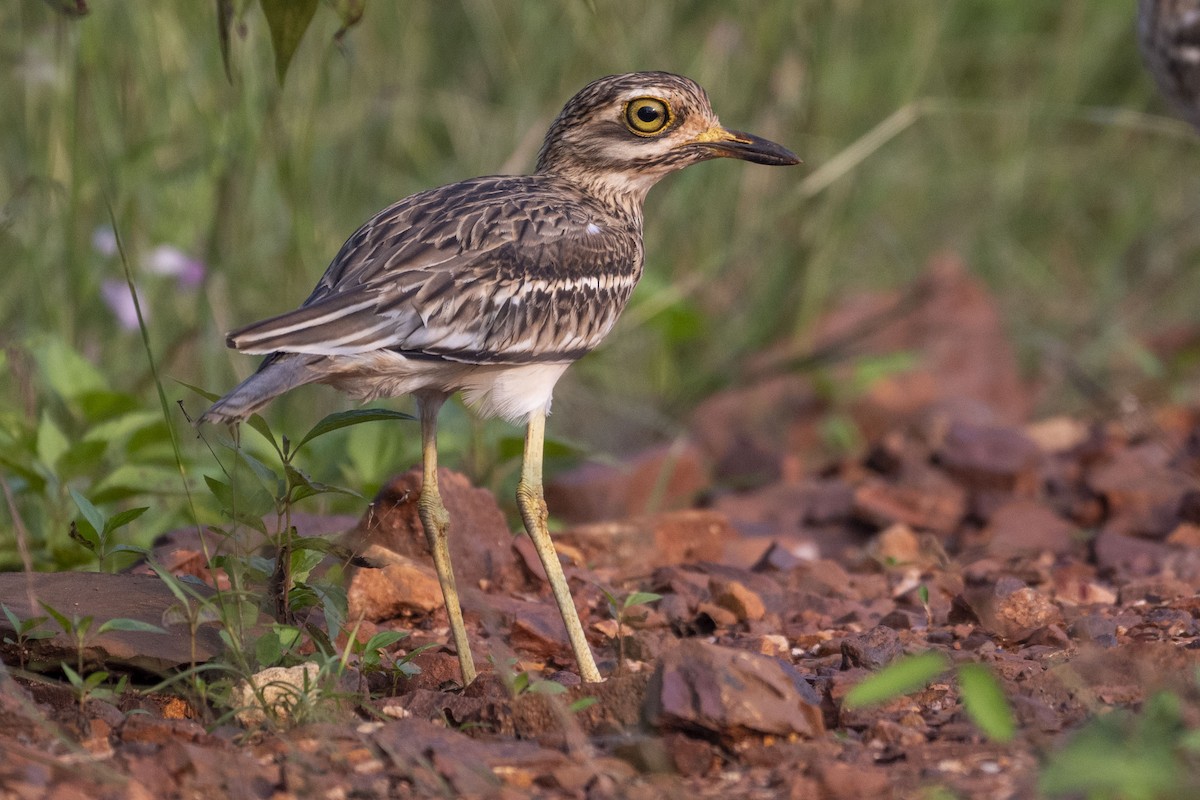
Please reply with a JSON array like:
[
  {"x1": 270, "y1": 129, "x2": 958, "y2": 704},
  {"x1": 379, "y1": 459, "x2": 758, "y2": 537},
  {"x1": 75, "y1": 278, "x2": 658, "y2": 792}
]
[{"x1": 687, "y1": 125, "x2": 801, "y2": 166}]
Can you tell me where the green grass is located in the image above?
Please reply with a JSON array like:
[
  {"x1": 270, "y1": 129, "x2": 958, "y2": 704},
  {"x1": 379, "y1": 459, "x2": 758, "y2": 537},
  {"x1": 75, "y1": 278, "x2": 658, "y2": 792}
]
[{"x1": 2, "y1": 1, "x2": 1199, "y2": 567}]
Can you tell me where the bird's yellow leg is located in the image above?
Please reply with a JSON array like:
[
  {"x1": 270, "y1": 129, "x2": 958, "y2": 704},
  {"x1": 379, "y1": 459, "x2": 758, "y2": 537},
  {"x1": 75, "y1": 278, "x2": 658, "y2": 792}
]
[
  {"x1": 416, "y1": 394, "x2": 477, "y2": 685},
  {"x1": 516, "y1": 410, "x2": 603, "y2": 683}
]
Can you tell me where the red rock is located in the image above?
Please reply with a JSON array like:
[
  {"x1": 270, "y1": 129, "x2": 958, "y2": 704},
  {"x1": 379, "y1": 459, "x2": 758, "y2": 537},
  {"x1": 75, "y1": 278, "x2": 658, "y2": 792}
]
[
  {"x1": 816, "y1": 760, "x2": 892, "y2": 799},
  {"x1": 709, "y1": 578, "x2": 766, "y2": 623},
  {"x1": 544, "y1": 441, "x2": 711, "y2": 523},
  {"x1": 963, "y1": 577, "x2": 1061, "y2": 643},
  {"x1": 0, "y1": 572, "x2": 227, "y2": 674},
  {"x1": 688, "y1": 374, "x2": 824, "y2": 486},
  {"x1": 936, "y1": 420, "x2": 1041, "y2": 494},
  {"x1": 868, "y1": 523, "x2": 948, "y2": 570},
  {"x1": 345, "y1": 467, "x2": 524, "y2": 594},
  {"x1": 645, "y1": 639, "x2": 823, "y2": 738},
  {"x1": 839, "y1": 625, "x2": 904, "y2": 669},
  {"x1": 852, "y1": 477, "x2": 967, "y2": 536},
  {"x1": 812, "y1": 254, "x2": 1032, "y2": 439},
  {"x1": 1093, "y1": 527, "x2": 1173, "y2": 576},
  {"x1": 347, "y1": 558, "x2": 444, "y2": 622},
  {"x1": 1087, "y1": 444, "x2": 1195, "y2": 539},
  {"x1": 559, "y1": 510, "x2": 733, "y2": 574},
  {"x1": 983, "y1": 499, "x2": 1076, "y2": 557}
]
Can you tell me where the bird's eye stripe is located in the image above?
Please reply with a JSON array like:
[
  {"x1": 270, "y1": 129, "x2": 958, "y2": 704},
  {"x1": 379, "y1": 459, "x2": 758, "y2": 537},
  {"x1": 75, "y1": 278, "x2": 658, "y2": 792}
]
[{"x1": 624, "y1": 97, "x2": 672, "y2": 136}]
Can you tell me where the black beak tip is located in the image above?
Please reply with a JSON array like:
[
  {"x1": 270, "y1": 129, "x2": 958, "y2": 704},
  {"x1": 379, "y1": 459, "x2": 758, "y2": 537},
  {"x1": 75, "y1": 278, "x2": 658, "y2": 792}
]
[{"x1": 720, "y1": 129, "x2": 801, "y2": 167}]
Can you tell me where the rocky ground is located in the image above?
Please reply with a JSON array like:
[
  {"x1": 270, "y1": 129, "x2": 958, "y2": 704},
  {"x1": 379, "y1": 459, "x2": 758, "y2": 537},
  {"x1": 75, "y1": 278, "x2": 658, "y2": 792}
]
[{"x1": 3, "y1": 255, "x2": 1200, "y2": 799}]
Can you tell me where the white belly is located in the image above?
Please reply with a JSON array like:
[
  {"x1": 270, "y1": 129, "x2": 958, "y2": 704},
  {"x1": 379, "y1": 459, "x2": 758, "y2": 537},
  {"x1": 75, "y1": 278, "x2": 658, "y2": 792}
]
[{"x1": 327, "y1": 352, "x2": 572, "y2": 424}]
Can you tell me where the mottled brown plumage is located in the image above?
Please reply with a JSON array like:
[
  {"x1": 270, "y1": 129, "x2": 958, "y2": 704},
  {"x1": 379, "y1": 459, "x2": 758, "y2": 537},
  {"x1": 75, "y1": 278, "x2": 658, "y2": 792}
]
[
  {"x1": 1139, "y1": 0, "x2": 1200, "y2": 131},
  {"x1": 201, "y1": 72, "x2": 798, "y2": 685}
]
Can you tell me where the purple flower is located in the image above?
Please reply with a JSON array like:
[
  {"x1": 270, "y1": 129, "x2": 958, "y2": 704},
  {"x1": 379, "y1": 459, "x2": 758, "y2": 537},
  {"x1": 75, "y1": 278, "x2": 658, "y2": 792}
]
[
  {"x1": 92, "y1": 226, "x2": 118, "y2": 257},
  {"x1": 100, "y1": 279, "x2": 146, "y2": 330},
  {"x1": 144, "y1": 245, "x2": 206, "y2": 288}
]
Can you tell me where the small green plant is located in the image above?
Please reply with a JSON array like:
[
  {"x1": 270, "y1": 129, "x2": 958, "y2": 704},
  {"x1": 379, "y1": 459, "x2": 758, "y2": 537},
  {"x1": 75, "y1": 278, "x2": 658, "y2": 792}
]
[
  {"x1": 0, "y1": 337, "x2": 190, "y2": 571},
  {"x1": 39, "y1": 602, "x2": 165, "y2": 715},
  {"x1": 600, "y1": 587, "x2": 662, "y2": 674},
  {"x1": 844, "y1": 650, "x2": 1016, "y2": 743},
  {"x1": 69, "y1": 487, "x2": 148, "y2": 572},
  {"x1": 1039, "y1": 690, "x2": 1200, "y2": 800},
  {"x1": 1, "y1": 603, "x2": 53, "y2": 671},
  {"x1": 342, "y1": 629, "x2": 437, "y2": 695},
  {"x1": 191, "y1": 382, "x2": 410, "y2": 626}
]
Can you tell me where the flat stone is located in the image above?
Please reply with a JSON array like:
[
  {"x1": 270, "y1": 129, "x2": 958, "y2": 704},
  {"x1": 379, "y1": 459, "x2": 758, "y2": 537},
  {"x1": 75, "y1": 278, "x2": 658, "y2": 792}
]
[
  {"x1": 645, "y1": 639, "x2": 823, "y2": 739},
  {"x1": 0, "y1": 572, "x2": 225, "y2": 674},
  {"x1": 936, "y1": 420, "x2": 1041, "y2": 494},
  {"x1": 371, "y1": 717, "x2": 568, "y2": 795}
]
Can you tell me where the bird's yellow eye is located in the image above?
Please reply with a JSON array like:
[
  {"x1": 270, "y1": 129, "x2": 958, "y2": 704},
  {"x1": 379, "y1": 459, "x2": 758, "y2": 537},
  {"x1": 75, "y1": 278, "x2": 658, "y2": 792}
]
[{"x1": 624, "y1": 97, "x2": 672, "y2": 136}]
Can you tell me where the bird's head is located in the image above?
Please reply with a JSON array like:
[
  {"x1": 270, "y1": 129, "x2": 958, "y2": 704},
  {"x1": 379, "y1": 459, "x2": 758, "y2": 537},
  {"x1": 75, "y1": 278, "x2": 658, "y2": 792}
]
[{"x1": 536, "y1": 72, "x2": 800, "y2": 204}]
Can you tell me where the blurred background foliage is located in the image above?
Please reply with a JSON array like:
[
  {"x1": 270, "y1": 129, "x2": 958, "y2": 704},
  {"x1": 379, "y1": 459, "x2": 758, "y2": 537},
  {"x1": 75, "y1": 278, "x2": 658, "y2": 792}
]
[{"x1": 2, "y1": 1, "x2": 1199, "y2": 568}]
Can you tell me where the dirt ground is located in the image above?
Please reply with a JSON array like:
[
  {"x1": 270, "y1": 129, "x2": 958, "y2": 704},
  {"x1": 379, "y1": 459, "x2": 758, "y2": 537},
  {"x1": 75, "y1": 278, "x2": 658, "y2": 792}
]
[{"x1": 3, "y1": 256, "x2": 1200, "y2": 799}]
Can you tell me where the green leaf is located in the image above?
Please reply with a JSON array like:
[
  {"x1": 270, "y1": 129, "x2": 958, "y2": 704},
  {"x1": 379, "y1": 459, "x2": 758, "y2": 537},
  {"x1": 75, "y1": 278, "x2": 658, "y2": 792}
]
[
  {"x1": 175, "y1": 380, "x2": 221, "y2": 404},
  {"x1": 623, "y1": 591, "x2": 663, "y2": 610},
  {"x1": 31, "y1": 336, "x2": 107, "y2": 401},
  {"x1": 61, "y1": 662, "x2": 84, "y2": 689},
  {"x1": 97, "y1": 618, "x2": 167, "y2": 635},
  {"x1": 35, "y1": 412, "x2": 69, "y2": 469},
  {"x1": 93, "y1": 463, "x2": 196, "y2": 497},
  {"x1": 254, "y1": 629, "x2": 283, "y2": 666},
  {"x1": 83, "y1": 670, "x2": 109, "y2": 691},
  {"x1": 363, "y1": 630, "x2": 408, "y2": 654},
  {"x1": 1, "y1": 604, "x2": 18, "y2": 631},
  {"x1": 83, "y1": 409, "x2": 161, "y2": 444},
  {"x1": 56, "y1": 439, "x2": 109, "y2": 481},
  {"x1": 956, "y1": 663, "x2": 1015, "y2": 742},
  {"x1": 245, "y1": 413, "x2": 280, "y2": 454},
  {"x1": 40, "y1": 602, "x2": 73, "y2": 634},
  {"x1": 204, "y1": 472, "x2": 275, "y2": 520},
  {"x1": 285, "y1": 464, "x2": 360, "y2": 503},
  {"x1": 295, "y1": 408, "x2": 414, "y2": 451},
  {"x1": 69, "y1": 488, "x2": 107, "y2": 541},
  {"x1": 76, "y1": 390, "x2": 141, "y2": 423},
  {"x1": 843, "y1": 651, "x2": 951, "y2": 709},
  {"x1": 528, "y1": 679, "x2": 567, "y2": 696},
  {"x1": 568, "y1": 696, "x2": 599, "y2": 714},
  {"x1": 102, "y1": 506, "x2": 149, "y2": 536},
  {"x1": 260, "y1": 0, "x2": 319, "y2": 84}
]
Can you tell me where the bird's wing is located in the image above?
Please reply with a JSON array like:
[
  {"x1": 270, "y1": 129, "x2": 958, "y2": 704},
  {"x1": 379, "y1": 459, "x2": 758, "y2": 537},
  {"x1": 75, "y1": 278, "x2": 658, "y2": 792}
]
[{"x1": 228, "y1": 176, "x2": 643, "y2": 364}]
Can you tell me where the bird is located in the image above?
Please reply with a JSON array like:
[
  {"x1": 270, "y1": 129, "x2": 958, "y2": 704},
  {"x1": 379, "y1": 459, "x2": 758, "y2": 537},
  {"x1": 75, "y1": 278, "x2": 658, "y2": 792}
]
[
  {"x1": 199, "y1": 71, "x2": 799, "y2": 685},
  {"x1": 1139, "y1": 0, "x2": 1200, "y2": 132}
]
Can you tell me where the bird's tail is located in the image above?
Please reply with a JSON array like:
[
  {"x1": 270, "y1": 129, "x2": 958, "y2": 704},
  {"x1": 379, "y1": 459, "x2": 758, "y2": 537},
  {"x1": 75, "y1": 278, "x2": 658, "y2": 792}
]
[{"x1": 197, "y1": 354, "x2": 321, "y2": 425}]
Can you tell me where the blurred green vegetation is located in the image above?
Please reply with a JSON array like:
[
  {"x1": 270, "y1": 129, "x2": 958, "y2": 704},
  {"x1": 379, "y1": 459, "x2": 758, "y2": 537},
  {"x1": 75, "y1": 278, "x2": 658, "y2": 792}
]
[{"x1": 2, "y1": 2, "x2": 1199, "y2": 567}]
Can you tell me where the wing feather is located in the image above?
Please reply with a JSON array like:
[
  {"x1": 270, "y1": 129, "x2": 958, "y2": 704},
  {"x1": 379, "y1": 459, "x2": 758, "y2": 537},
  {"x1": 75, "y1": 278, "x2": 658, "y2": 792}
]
[{"x1": 227, "y1": 175, "x2": 644, "y2": 364}]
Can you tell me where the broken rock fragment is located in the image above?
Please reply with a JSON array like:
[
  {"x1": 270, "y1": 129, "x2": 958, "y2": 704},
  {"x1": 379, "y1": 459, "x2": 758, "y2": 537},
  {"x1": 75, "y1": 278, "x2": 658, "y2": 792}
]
[{"x1": 645, "y1": 639, "x2": 823, "y2": 739}]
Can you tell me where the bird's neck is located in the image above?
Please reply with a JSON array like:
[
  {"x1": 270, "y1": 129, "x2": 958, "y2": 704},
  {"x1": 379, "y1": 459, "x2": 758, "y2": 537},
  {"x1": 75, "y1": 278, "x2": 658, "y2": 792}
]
[{"x1": 537, "y1": 168, "x2": 650, "y2": 226}]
